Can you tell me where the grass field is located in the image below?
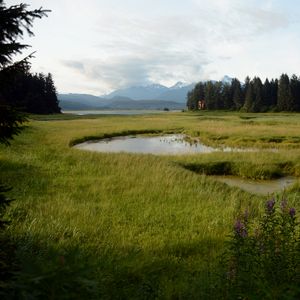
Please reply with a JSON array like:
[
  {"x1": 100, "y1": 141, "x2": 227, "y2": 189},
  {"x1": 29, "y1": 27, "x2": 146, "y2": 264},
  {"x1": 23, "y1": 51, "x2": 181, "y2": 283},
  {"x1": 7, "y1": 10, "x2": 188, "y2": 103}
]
[{"x1": 1, "y1": 111, "x2": 300, "y2": 299}]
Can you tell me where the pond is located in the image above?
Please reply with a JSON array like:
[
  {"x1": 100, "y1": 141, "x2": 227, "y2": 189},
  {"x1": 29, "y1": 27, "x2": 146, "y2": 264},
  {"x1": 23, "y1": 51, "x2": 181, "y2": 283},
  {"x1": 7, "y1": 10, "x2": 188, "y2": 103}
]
[
  {"x1": 73, "y1": 134, "x2": 237, "y2": 155},
  {"x1": 73, "y1": 134, "x2": 273, "y2": 155},
  {"x1": 212, "y1": 175, "x2": 296, "y2": 195}
]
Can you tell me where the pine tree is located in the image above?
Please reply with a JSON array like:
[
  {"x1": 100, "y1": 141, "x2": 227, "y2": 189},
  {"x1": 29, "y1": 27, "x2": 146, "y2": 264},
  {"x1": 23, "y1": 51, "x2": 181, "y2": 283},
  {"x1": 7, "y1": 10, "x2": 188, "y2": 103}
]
[
  {"x1": 0, "y1": 0, "x2": 49, "y2": 141},
  {"x1": 243, "y1": 80, "x2": 254, "y2": 112},
  {"x1": 187, "y1": 82, "x2": 205, "y2": 110},
  {"x1": 0, "y1": 1, "x2": 49, "y2": 70},
  {"x1": 289, "y1": 74, "x2": 300, "y2": 111},
  {"x1": 252, "y1": 77, "x2": 264, "y2": 112},
  {"x1": 270, "y1": 79, "x2": 278, "y2": 109},
  {"x1": 221, "y1": 83, "x2": 234, "y2": 110},
  {"x1": 263, "y1": 78, "x2": 272, "y2": 108},
  {"x1": 231, "y1": 78, "x2": 243, "y2": 110},
  {"x1": 277, "y1": 74, "x2": 291, "y2": 111},
  {"x1": 45, "y1": 73, "x2": 60, "y2": 113}
]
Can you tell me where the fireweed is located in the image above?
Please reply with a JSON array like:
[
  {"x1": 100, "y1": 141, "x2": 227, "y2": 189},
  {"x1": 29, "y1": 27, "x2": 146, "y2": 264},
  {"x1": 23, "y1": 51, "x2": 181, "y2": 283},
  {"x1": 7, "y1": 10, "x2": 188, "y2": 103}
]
[{"x1": 219, "y1": 198, "x2": 300, "y2": 300}]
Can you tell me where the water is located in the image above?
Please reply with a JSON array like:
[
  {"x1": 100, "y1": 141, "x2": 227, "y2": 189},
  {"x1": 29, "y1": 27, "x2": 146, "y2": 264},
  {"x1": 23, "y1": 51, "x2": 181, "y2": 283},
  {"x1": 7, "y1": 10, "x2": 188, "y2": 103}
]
[
  {"x1": 74, "y1": 134, "x2": 274, "y2": 155},
  {"x1": 74, "y1": 134, "x2": 220, "y2": 155},
  {"x1": 63, "y1": 110, "x2": 173, "y2": 116},
  {"x1": 212, "y1": 175, "x2": 296, "y2": 195}
]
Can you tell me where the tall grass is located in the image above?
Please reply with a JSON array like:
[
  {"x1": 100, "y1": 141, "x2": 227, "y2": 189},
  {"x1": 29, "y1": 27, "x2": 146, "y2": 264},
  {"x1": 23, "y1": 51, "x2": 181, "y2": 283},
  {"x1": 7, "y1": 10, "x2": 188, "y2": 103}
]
[{"x1": 0, "y1": 111, "x2": 300, "y2": 299}]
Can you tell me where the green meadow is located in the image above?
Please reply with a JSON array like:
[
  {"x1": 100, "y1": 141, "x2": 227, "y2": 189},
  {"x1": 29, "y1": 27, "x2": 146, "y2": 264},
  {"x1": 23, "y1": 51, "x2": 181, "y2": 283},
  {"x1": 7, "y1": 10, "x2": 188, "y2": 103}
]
[{"x1": 1, "y1": 111, "x2": 300, "y2": 299}]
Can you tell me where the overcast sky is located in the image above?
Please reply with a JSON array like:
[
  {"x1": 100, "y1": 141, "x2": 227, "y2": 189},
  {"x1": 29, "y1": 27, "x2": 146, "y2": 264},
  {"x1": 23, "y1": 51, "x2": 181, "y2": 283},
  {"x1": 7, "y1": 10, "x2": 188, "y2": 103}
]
[{"x1": 6, "y1": 0, "x2": 300, "y2": 95}]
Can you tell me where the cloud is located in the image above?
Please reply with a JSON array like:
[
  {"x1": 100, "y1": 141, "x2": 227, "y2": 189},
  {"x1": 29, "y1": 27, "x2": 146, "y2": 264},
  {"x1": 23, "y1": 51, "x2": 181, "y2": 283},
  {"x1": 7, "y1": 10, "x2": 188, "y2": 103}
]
[{"x1": 20, "y1": 0, "x2": 298, "y2": 93}]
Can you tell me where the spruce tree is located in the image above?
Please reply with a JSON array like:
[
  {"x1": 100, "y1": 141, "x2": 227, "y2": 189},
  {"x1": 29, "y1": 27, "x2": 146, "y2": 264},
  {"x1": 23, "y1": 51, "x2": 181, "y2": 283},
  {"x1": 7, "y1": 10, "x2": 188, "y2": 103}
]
[
  {"x1": 289, "y1": 74, "x2": 300, "y2": 111},
  {"x1": 222, "y1": 83, "x2": 234, "y2": 110},
  {"x1": 252, "y1": 77, "x2": 264, "y2": 112},
  {"x1": 231, "y1": 78, "x2": 243, "y2": 110},
  {"x1": 243, "y1": 80, "x2": 254, "y2": 112},
  {"x1": 277, "y1": 74, "x2": 291, "y2": 111},
  {"x1": 0, "y1": 0, "x2": 49, "y2": 139}
]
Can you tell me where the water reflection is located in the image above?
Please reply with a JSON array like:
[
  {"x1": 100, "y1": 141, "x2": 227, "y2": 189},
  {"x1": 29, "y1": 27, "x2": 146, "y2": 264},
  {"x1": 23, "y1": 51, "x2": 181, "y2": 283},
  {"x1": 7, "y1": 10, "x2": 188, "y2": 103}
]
[
  {"x1": 74, "y1": 134, "x2": 218, "y2": 154},
  {"x1": 74, "y1": 134, "x2": 271, "y2": 155},
  {"x1": 212, "y1": 175, "x2": 296, "y2": 195}
]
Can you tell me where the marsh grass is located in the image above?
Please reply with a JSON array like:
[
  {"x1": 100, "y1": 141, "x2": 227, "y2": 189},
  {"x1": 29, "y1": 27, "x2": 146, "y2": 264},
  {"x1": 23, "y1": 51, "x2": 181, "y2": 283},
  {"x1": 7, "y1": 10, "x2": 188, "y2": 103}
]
[{"x1": 0, "y1": 111, "x2": 300, "y2": 298}]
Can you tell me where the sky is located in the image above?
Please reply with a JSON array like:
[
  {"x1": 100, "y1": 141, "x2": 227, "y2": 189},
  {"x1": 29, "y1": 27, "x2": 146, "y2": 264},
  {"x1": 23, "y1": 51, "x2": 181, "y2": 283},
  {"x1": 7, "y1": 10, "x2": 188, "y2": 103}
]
[{"x1": 6, "y1": 0, "x2": 300, "y2": 95}]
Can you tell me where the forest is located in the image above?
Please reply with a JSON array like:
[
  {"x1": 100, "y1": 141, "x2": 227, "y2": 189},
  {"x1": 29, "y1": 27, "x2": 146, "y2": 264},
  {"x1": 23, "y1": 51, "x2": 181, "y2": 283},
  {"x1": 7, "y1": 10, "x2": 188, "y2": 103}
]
[
  {"x1": 187, "y1": 74, "x2": 300, "y2": 112},
  {"x1": 0, "y1": 70, "x2": 61, "y2": 114}
]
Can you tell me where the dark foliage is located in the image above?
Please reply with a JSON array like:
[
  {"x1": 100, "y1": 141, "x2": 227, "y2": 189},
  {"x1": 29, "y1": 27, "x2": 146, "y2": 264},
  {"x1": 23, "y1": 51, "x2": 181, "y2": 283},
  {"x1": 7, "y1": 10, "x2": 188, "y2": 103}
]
[
  {"x1": 0, "y1": 184, "x2": 12, "y2": 229},
  {"x1": 0, "y1": 2, "x2": 52, "y2": 297},
  {"x1": 187, "y1": 74, "x2": 300, "y2": 112},
  {"x1": 0, "y1": 70, "x2": 61, "y2": 114},
  {"x1": 0, "y1": 102, "x2": 25, "y2": 145},
  {"x1": 0, "y1": 0, "x2": 49, "y2": 69}
]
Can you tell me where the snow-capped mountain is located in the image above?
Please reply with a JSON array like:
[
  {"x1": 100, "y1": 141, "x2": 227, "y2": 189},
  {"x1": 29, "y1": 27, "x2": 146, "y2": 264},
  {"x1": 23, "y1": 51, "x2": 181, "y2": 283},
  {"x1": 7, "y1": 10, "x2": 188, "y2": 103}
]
[
  {"x1": 103, "y1": 83, "x2": 169, "y2": 100},
  {"x1": 221, "y1": 75, "x2": 233, "y2": 84},
  {"x1": 169, "y1": 81, "x2": 190, "y2": 89},
  {"x1": 103, "y1": 82, "x2": 195, "y2": 103}
]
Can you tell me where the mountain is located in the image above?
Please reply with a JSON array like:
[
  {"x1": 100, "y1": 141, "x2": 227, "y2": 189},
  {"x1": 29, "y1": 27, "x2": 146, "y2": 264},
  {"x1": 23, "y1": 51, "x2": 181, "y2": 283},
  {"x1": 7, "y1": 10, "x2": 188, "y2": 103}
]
[
  {"x1": 58, "y1": 93, "x2": 109, "y2": 109},
  {"x1": 108, "y1": 99, "x2": 184, "y2": 110},
  {"x1": 221, "y1": 75, "x2": 233, "y2": 84},
  {"x1": 58, "y1": 93, "x2": 185, "y2": 110},
  {"x1": 58, "y1": 76, "x2": 233, "y2": 110},
  {"x1": 104, "y1": 84, "x2": 169, "y2": 100},
  {"x1": 154, "y1": 83, "x2": 195, "y2": 102},
  {"x1": 103, "y1": 82, "x2": 195, "y2": 103}
]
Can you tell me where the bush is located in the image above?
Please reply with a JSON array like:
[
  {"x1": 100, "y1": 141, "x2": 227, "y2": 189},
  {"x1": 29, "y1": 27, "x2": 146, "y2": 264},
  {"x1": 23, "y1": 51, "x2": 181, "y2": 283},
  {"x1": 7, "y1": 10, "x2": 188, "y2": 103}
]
[{"x1": 220, "y1": 198, "x2": 300, "y2": 299}]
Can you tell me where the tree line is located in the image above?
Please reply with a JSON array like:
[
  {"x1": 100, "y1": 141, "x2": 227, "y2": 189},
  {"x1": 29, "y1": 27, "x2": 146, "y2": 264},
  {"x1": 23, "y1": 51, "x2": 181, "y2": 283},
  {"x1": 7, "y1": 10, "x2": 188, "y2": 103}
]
[
  {"x1": 187, "y1": 74, "x2": 300, "y2": 112},
  {"x1": 0, "y1": 69, "x2": 60, "y2": 114},
  {"x1": 0, "y1": 0, "x2": 60, "y2": 115}
]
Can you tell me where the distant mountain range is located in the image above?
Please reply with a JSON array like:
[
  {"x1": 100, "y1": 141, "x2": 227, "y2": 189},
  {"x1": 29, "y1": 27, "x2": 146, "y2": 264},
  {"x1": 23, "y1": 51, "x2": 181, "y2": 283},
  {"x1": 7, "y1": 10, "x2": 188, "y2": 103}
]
[
  {"x1": 102, "y1": 81, "x2": 195, "y2": 102},
  {"x1": 58, "y1": 77, "x2": 233, "y2": 110}
]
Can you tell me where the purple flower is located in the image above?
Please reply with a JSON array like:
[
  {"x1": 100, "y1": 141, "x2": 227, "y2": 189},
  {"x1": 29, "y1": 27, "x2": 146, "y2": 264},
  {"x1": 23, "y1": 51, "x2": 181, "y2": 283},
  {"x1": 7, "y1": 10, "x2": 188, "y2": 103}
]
[
  {"x1": 266, "y1": 198, "x2": 275, "y2": 214},
  {"x1": 234, "y1": 219, "x2": 247, "y2": 238},
  {"x1": 289, "y1": 207, "x2": 296, "y2": 218}
]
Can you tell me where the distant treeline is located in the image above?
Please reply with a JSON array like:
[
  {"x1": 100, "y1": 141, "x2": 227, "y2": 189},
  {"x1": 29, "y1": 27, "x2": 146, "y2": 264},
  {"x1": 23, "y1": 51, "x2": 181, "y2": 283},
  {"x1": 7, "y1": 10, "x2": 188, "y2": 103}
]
[
  {"x1": 187, "y1": 74, "x2": 300, "y2": 112},
  {"x1": 0, "y1": 69, "x2": 61, "y2": 114}
]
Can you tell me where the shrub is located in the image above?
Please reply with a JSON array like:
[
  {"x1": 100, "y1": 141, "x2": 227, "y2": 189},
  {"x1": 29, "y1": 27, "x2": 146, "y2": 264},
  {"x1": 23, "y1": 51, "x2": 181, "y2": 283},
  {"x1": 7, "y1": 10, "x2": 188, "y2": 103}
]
[{"x1": 220, "y1": 198, "x2": 300, "y2": 299}]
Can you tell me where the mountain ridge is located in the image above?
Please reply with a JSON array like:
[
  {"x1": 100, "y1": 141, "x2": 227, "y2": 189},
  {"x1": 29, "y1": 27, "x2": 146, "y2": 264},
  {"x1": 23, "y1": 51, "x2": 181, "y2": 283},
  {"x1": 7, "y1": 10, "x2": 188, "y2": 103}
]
[{"x1": 58, "y1": 76, "x2": 233, "y2": 110}]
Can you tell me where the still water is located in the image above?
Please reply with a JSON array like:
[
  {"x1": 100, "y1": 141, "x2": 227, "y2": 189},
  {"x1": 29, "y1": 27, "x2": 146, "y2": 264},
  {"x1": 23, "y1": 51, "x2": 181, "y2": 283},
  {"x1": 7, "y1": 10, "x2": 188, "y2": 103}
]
[
  {"x1": 74, "y1": 134, "x2": 270, "y2": 155},
  {"x1": 212, "y1": 176, "x2": 296, "y2": 195},
  {"x1": 74, "y1": 134, "x2": 217, "y2": 154}
]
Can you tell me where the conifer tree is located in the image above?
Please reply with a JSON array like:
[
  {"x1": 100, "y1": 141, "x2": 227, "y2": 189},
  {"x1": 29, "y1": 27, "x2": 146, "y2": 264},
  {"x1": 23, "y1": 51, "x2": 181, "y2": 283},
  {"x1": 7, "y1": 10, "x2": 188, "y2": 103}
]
[
  {"x1": 252, "y1": 77, "x2": 264, "y2": 112},
  {"x1": 222, "y1": 83, "x2": 234, "y2": 110},
  {"x1": 0, "y1": 0, "x2": 49, "y2": 140},
  {"x1": 231, "y1": 78, "x2": 243, "y2": 110},
  {"x1": 277, "y1": 74, "x2": 291, "y2": 111},
  {"x1": 243, "y1": 80, "x2": 254, "y2": 112},
  {"x1": 289, "y1": 74, "x2": 300, "y2": 111}
]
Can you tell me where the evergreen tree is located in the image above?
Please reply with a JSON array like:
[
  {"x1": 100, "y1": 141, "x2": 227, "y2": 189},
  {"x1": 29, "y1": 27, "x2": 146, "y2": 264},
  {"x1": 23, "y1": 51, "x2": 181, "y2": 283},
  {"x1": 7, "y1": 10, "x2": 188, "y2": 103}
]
[
  {"x1": 186, "y1": 90, "x2": 196, "y2": 110},
  {"x1": 243, "y1": 80, "x2": 254, "y2": 112},
  {"x1": 277, "y1": 74, "x2": 291, "y2": 111},
  {"x1": 221, "y1": 83, "x2": 234, "y2": 110},
  {"x1": 186, "y1": 74, "x2": 299, "y2": 112},
  {"x1": 0, "y1": 1, "x2": 49, "y2": 143},
  {"x1": 231, "y1": 78, "x2": 243, "y2": 110},
  {"x1": 187, "y1": 82, "x2": 206, "y2": 110},
  {"x1": 45, "y1": 73, "x2": 60, "y2": 113},
  {"x1": 270, "y1": 79, "x2": 278, "y2": 108},
  {"x1": 0, "y1": 1, "x2": 48, "y2": 70},
  {"x1": 205, "y1": 81, "x2": 223, "y2": 110},
  {"x1": 263, "y1": 78, "x2": 272, "y2": 108},
  {"x1": 289, "y1": 74, "x2": 300, "y2": 111},
  {"x1": 252, "y1": 77, "x2": 264, "y2": 112}
]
